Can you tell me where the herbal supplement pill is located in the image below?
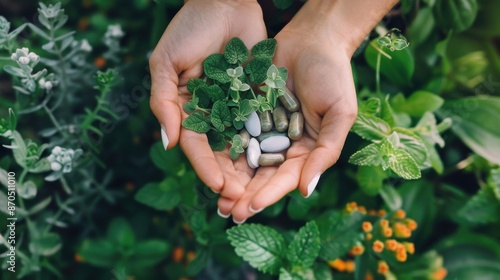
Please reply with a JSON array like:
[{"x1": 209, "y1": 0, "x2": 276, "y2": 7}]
[
  {"x1": 239, "y1": 129, "x2": 250, "y2": 149},
  {"x1": 244, "y1": 111, "x2": 261, "y2": 137},
  {"x1": 273, "y1": 106, "x2": 289, "y2": 132},
  {"x1": 257, "y1": 131, "x2": 287, "y2": 142},
  {"x1": 258, "y1": 153, "x2": 285, "y2": 167},
  {"x1": 259, "y1": 110, "x2": 273, "y2": 132},
  {"x1": 288, "y1": 112, "x2": 304, "y2": 140},
  {"x1": 260, "y1": 136, "x2": 291, "y2": 153},
  {"x1": 278, "y1": 87, "x2": 300, "y2": 112},
  {"x1": 246, "y1": 138, "x2": 261, "y2": 169}
]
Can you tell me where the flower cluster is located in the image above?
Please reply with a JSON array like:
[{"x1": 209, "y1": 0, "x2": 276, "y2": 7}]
[
  {"x1": 38, "y1": 2, "x2": 64, "y2": 20},
  {"x1": 45, "y1": 146, "x2": 83, "y2": 182},
  {"x1": 11, "y1": 47, "x2": 40, "y2": 66}
]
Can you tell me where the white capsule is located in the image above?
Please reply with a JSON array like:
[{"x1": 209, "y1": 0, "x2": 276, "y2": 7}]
[
  {"x1": 246, "y1": 138, "x2": 260, "y2": 169},
  {"x1": 244, "y1": 111, "x2": 261, "y2": 137},
  {"x1": 260, "y1": 136, "x2": 290, "y2": 153}
]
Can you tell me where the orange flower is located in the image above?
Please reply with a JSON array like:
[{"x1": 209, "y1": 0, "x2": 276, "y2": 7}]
[
  {"x1": 377, "y1": 260, "x2": 389, "y2": 275},
  {"x1": 383, "y1": 227, "x2": 393, "y2": 237},
  {"x1": 172, "y1": 246, "x2": 184, "y2": 263},
  {"x1": 405, "y1": 219, "x2": 418, "y2": 230},
  {"x1": 393, "y1": 222, "x2": 411, "y2": 238},
  {"x1": 350, "y1": 244, "x2": 365, "y2": 256},
  {"x1": 94, "y1": 56, "x2": 106, "y2": 69},
  {"x1": 345, "y1": 260, "x2": 355, "y2": 273},
  {"x1": 364, "y1": 273, "x2": 374, "y2": 280},
  {"x1": 394, "y1": 209, "x2": 406, "y2": 219},
  {"x1": 358, "y1": 206, "x2": 367, "y2": 214},
  {"x1": 403, "y1": 242, "x2": 415, "y2": 254},
  {"x1": 372, "y1": 240, "x2": 385, "y2": 253},
  {"x1": 396, "y1": 250, "x2": 408, "y2": 262},
  {"x1": 368, "y1": 209, "x2": 377, "y2": 216},
  {"x1": 379, "y1": 219, "x2": 389, "y2": 228},
  {"x1": 365, "y1": 233, "x2": 373, "y2": 241},
  {"x1": 432, "y1": 268, "x2": 448, "y2": 280},
  {"x1": 328, "y1": 259, "x2": 346, "y2": 272},
  {"x1": 378, "y1": 209, "x2": 387, "y2": 217},
  {"x1": 385, "y1": 239, "x2": 398, "y2": 251},
  {"x1": 346, "y1": 202, "x2": 358, "y2": 212},
  {"x1": 362, "y1": 221, "x2": 373, "y2": 232}
]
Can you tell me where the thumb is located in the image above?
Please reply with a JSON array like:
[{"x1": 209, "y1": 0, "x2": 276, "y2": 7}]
[{"x1": 149, "y1": 56, "x2": 182, "y2": 150}]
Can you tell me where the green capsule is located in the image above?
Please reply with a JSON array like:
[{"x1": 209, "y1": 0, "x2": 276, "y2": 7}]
[
  {"x1": 273, "y1": 106, "x2": 289, "y2": 132},
  {"x1": 258, "y1": 153, "x2": 285, "y2": 167},
  {"x1": 278, "y1": 87, "x2": 300, "y2": 112},
  {"x1": 259, "y1": 110, "x2": 273, "y2": 132},
  {"x1": 257, "y1": 131, "x2": 287, "y2": 142},
  {"x1": 239, "y1": 129, "x2": 250, "y2": 149},
  {"x1": 288, "y1": 112, "x2": 304, "y2": 140}
]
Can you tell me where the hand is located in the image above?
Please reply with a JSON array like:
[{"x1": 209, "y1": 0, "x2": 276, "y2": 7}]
[
  {"x1": 220, "y1": 2, "x2": 360, "y2": 222},
  {"x1": 149, "y1": 0, "x2": 267, "y2": 199}
]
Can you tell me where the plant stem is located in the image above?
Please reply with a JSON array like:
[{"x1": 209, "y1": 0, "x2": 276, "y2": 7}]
[
  {"x1": 376, "y1": 51, "x2": 382, "y2": 95},
  {"x1": 43, "y1": 103, "x2": 70, "y2": 141}
]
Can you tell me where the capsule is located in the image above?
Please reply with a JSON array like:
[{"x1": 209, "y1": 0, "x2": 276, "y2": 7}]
[
  {"x1": 239, "y1": 128, "x2": 250, "y2": 149},
  {"x1": 259, "y1": 110, "x2": 273, "y2": 132},
  {"x1": 258, "y1": 153, "x2": 285, "y2": 167},
  {"x1": 257, "y1": 131, "x2": 287, "y2": 142},
  {"x1": 278, "y1": 87, "x2": 300, "y2": 112},
  {"x1": 288, "y1": 112, "x2": 304, "y2": 140},
  {"x1": 273, "y1": 106, "x2": 289, "y2": 132}
]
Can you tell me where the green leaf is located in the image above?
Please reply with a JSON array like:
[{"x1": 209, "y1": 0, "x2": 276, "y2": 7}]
[
  {"x1": 351, "y1": 113, "x2": 391, "y2": 141},
  {"x1": 134, "y1": 178, "x2": 181, "y2": 210},
  {"x1": 316, "y1": 211, "x2": 364, "y2": 260},
  {"x1": 182, "y1": 112, "x2": 211, "y2": 133},
  {"x1": 392, "y1": 128, "x2": 429, "y2": 168},
  {"x1": 149, "y1": 142, "x2": 183, "y2": 174},
  {"x1": 29, "y1": 233, "x2": 62, "y2": 257},
  {"x1": 287, "y1": 221, "x2": 321, "y2": 269},
  {"x1": 227, "y1": 224, "x2": 286, "y2": 275},
  {"x1": 187, "y1": 78, "x2": 206, "y2": 94},
  {"x1": 380, "y1": 95, "x2": 396, "y2": 127},
  {"x1": 251, "y1": 39, "x2": 277, "y2": 58},
  {"x1": 203, "y1": 53, "x2": 231, "y2": 83},
  {"x1": 365, "y1": 39, "x2": 415, "y2": 85},
  {"x1": 489, "y1": 169, "x2": 500, "y2": 200},
  {"x1": 183, "y1": 96, "x2": 198, "y2": 114},
  {"x1": 408, "y1": 7, "x2": 436, "y2": 46},
  {"x1": 358, "y1": 97, "x2": 380, "y2": 115},
  {"x1": 386, "y1": 148, "x2": 421, "y2": 180},
  {"x1": 107, "y1": 218, "x2": 135, "y2": 248},
  {"x1": 186, "y1": 247, "x2": 210, "y2": 276},
  {"x1": 287, "y1": 190, "x2": 319, "y2": 219},
  {"x1": 211, "y1": 100, "x2": 232, "y2": 132},
  {"x1": 224, "y1": 37, "x2": 248, "y2": 64},
  {"x1": 438, "y1": 96, "x2": 500, "y2": 165},
  {"x1": 392, "y1": 91, "x2": 445, "y2": 117},
  {"x1": 348, "y1": 143, "x2": 384, "y2": 167},
  {"x1": 273, "y1": 0, "x2": 294, "y2": 10},
  {"x1": 433, "y1": 0, "x2": 478, "y2": 32},
  {"x1": 356, "y1": 165, "x2": 386, "y2": 196},
  {"x1": 245, "y1": 57, "x2": 272, "y2": 84},
  {"x1": 207, "y1": 84, "x2": 225, "y2": 102},
  {"x1": 130, "y1": 240, "x2": 170, "y2": 267},
  {"x1": 380, "y1": 184, "x2": 402, "y2": 211},
  {"x1": 17, "y1": 180, "x2": 37, "y2": 199},
  {"x1": 207, "y1": 130, "x2": 226, "y2": 151},
  {"x1": 458, "y1": 187, "x2": 500, "y2": 224},
  {"x1": 79, "y1": 239, "x2": 118, "y2": 268}
]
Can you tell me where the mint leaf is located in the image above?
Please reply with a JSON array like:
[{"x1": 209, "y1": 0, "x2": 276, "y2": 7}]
[
  {"x1": 207, "y1": 130, "x2": 226, "y2": 151},
  {"x1": 211, "y1": 100, "x2": 232, "y2": 132},
  {"x1": 394, "y1": 90, "x2": 445, "y2": 117},
  {"x1": 386, "y1": 148, "x2": 421, "y2": 180},
  {"x1": 134, "y1": 178, "x2": 181, "y2": 210},
  {"x1": 227, "y1": 224, "x2": 286, "y2": 275},
  {"x1": 245, "y1": 57, "x2": 272, "y2": 84},
  {"x1": 287, "y1": 221, "x2": 321, "y2": 269},
  {"x1": 195, "y1": 84, "x2": 212, "y2": 108},
  {"x1": 251, "y1": 38, "x2": 277, "y2": 58},
  {"x1": 316, "y1": 211, "x2": 364, "y2": 260},
  {"x1": 348, "y1": 143, "x2": 384, "y2": 166},
  {"x1": 356, "y1": 165, "x2": 386, "y2": 196},
  {"x1": 132, "y1": 240, "x2": 170, "y2": 268},
  {"x1": 224, "y1": 37, "x2": 249, "y2": 64},
  {"x1": 239, "y1": 99, "x2": 258, "y2": 116},
  {"x1": 416, "y1": 112, "x2": 445, "y2": 148},
  {"x1": 229, "y1": 135, "x2": 244, "y2": 160},
  {"x1": 393, "y1": 128, "x2": 429, "y2": 168},
  {"x1": 380, "y1": 95, "x2": 396, "y2": 127},
  {"x1": 351, "y1": 113, "x2": 391, "y2": 141},
  {"x1": 203, "y1": 53, "x2": 231, "y2": 83},
  {"x1": 182, "y1": 112, "x2": 211, "y2": 133},
  {"x1": 359, "y1": 97, "x2": 380, "y2": 115},
  {"x1": 187, "y1": 78, "x2": 206, "y2": 94},
  {"x1": 458, "y1": 187, "x2": 500, "y2": 224},
  {"x1": 183, "y1": 96, "x2": 199, "y2": 114},
  {"x1": 207, "y1": 84, "x2": 225, "y2": 102}
]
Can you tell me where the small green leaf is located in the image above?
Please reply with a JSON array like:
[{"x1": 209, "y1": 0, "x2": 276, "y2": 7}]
[
  {"x1": 251, "y1": 38, "x2": 277, "y2": 58},
  {"x1": 433, "y1": 0, "x2": 478, "y2": 32},
  {"x1": 183, "y1": 96, "x2": 199, "y2": 114},
  {"x1": 224, "y1": 37, "x2": 248, "y2": 64},
  {"x1": 365, "y1": 39, "x2": 415, "y2": 85},
  {"x1": 187, "y1": 78, "x2": 206, "y2": 94},
  {"x1": 287, "y1": 221, "x2": 321, "y2": 269},
  {"x1": 107, "y1": 218, "x2": 135, "y2": 248},
  {"x1": 392, "y1": 91, "x2": 445, "y2": 117},
  {"x1": 351, "y1": 113, "x2": 391, "y2": 141},
  {"x1": 207, "y1": 130, "x2": 227, "y2": 151},
  {"x1": 134, "y1": 178, "x2": 181, "y2": 210},
  {"x1": 182, "y1": 112, "x2": 211, "y2": 133},
  {"x1": 458, "y1": 187, "x2": 500, "y2": 224},
  {"x1": 203, "y1": 53, "x2": 231, "y2": 83},
  {"x1": 358, "y1": 97, "x2": 380, "y2": 115},
  {"x1": 245, "y1": 57, "x2": 272, "y2": 84},
  {"x1": 386, "y1": 148, "x2": 421, "y2": 180},
  {"x1": 348, "y1": 143, "x2": 384, "y2": 166},
  {"x1": 380, "y1": 95, "x2": 396, "y2": 127},
  {"x1": 207, "y1": 84, "x2": 225, "y2": 102},
  {"x1": 130, "y1": 240, "x2": 170, "y2": 267},
  {"x1": 392, "y1": 128, "x2": 429, "y2": 168},
  {"x1": 356, "y1": 165, "x2": 386, "y2": 196},
  {"x1": 287, "y1": 190, "x2": 319, "y2": 219},
  {"x1": 211, "y1": 100, "x2": 232, "y2": 132},
  {"x1": 79, "y1": 239, "x2": 118, "y2": 268},
  {"x1": 18, "y1": 180, "x2": 37, "y2": 199},
  {"x1": 380, "y1": 184, "x2": 403, "y2": 211},
  {"x1": 227, "y1": 224, "x2": 286, "y2": 275},
  {"x1": 29, "y1": 232, "x2": 62, "y2": 257}
]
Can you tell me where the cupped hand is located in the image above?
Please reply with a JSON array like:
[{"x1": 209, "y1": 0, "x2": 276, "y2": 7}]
[
  {"x1": 149, "y1": 0, "x2": 266, "y2": 199},
  {"x1": 221, "y1": 10, "x2": 359, "y2": 222}
]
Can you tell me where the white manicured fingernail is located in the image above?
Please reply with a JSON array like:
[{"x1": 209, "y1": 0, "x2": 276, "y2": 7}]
[
  {"x1": 160, "y1": 124, "x2": 169, "y2": 150},
  {"x1": 217, "y1": 208, "x2": 230, "y2": 219},
  {"x1": 305, "y1": 173, "x2": 321, "y2": 198},
  {"x1": 233, "y1": 217, "x2": 246, "y2": 224},
  {"x1": 249, "y1": 205, "x2": 264, "y2": 214}
]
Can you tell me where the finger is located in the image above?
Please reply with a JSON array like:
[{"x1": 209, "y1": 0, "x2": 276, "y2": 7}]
[
  {"x1": 213, "y1": 151, "x2": 249, "y2": 200},
  {"x1": 217, "y1": 196, "x2": 235, "y2": 219},
  {"x1": 180, "y1": 130, "x2": 224, "y2": 192}
]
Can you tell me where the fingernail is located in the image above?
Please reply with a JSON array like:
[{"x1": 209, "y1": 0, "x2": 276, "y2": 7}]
[
  {"x1": 249, "y1": 205, "x2": 264, "y2": 214},
  {"x1": 160, "y1": 124, "x2": 169, "y2": 150},
  {"x1": 305, "y1": 173, "x2": 322, "y2": 198},
  {"x1": 217, "y1": 208, "x2": 230, "y2": 219},
  {"x1": 212, "y1": 188, "x2": 220, "y2": 194},
  {"x1": 233, "y1": 217, "x2": 246, "y2": 224}
]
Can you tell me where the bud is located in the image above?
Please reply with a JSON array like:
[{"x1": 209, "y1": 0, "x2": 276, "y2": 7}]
[
  {"x1": 394, "y1": 209, "x2": 406, "y2": 219},
  {"x1": 377, "y1": 260, "x2": 389, "y2": 275},
  {"x1": 328, "y1": 259, "x2": 346, "y2": 272},
  {"x1": 385, "y1": 239, "x2": 398, "y2": 251},
  {"x1": 350, "y1": 244, "x2": 365, "y2": 256},
  {"x1": 372, "y1": 240, "x2": 384, "y2": 253},
  {"x1": 345, "y1": 260, "x2": 355, "y2": 273},
  {"x1": 362, "y1": 221, "x2": 373, "y2": 232}
]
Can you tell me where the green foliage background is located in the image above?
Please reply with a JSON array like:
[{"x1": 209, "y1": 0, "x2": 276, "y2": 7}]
[{"x1": 0, "y1": 0, "x2": 499, "y2": 279}]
